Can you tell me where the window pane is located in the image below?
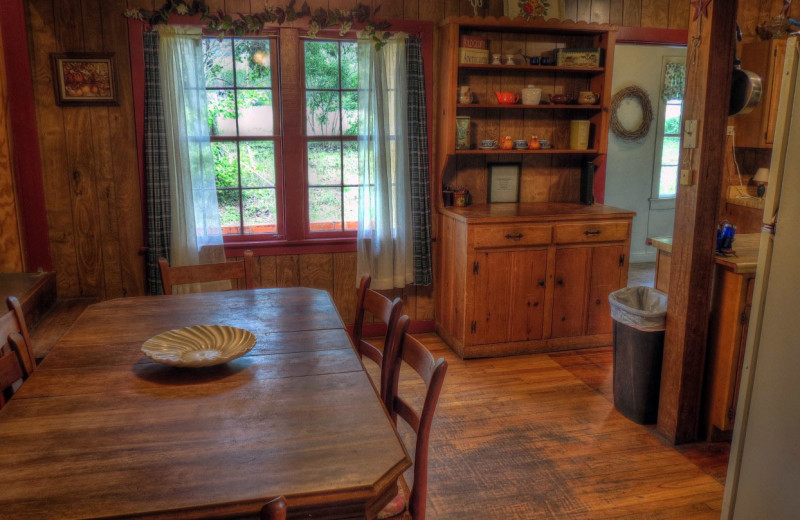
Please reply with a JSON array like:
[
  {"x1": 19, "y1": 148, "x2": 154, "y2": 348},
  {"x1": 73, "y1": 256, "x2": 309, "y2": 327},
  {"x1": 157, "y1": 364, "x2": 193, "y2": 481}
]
[
  {"x1": 309, "y1": 187, "x2": 343, "y2": 231},
  {"x1": 240, "y1": 141, "x2": 275, "y2": 187},
  {"x1": 237, "y1": 90, "x2": 273, "y2": 136},
  {"x1": 343, "y1": 186, "x2": 358, "y2": 231},
  {"x1": 235, "y1": 39, "x2": 271, "y2": 88},
  {"x1": 664, "y1": 101, "x2": 682, "y2": 134},
  {"x1": 659, "y1": 166, "x2": 678, "y2": 198},
  {"x1": 342, "y1": 91, "x2": 358, "y2": 136},
  {"x1": 212, "y1": 142, "x2": 239, "y2": 189},
  {"x1": 341, "y1": 42, "x2": 358, "y2": 89},
  {"x1": 242, "y1": 188, "x2": 277, "y2": 233},
  {"x1": 342, "y1": 141, "x2": 358, "y2": 185},
  {"x1": 308, "y1": 141, "x2": 341, "y2": 186},
  {"x1": 306, "y1": 91, "x2": 341, "y2": 136},
  {"x1": 661, "y1": 136, "x2": 681, "y2": 165},
  {"x1": 305, "y1": 41, "x2": 339, "y2": 89},
  {"x1": 204, "y1": 38, "x2": 233, "y2": 88},
  {"x1": 207, "y1": 90, "x2": 237, "y2": 137},
  {"x1": 218, "y1": 189, "x2": 241, "y2": 234}
]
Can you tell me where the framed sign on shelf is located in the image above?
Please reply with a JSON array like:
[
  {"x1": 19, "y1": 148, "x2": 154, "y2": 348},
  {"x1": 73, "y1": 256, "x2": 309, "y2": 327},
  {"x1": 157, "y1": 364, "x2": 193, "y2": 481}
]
[
  {"x1": 51, "y1": 53, "x2": 119, "y2": 106},
  {"x1": 488, "y1": 162, "x2": 521, "y2": 203}
]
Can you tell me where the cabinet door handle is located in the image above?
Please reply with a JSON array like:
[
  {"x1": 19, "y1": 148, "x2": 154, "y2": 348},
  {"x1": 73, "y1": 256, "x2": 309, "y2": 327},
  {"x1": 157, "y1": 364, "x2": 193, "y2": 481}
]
[
  {"x1": 505, "y1": 233, "x2": 524, "y2": 240},
  {"x1": 538, "y1": 280, "x2": 545, "y2": 287},
  {"x1": 556, "y1": 278, "x2": 564, "y2": 286},
  {"x1": 584, "y1": 230, "x2": 602, "y2": 236}
]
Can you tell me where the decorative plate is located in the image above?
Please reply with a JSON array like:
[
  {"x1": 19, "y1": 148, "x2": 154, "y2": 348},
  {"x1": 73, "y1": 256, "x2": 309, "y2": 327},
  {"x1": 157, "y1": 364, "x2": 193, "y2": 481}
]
[{"x1": 141, "y1": 325, "x2": 256, "y2": 367}]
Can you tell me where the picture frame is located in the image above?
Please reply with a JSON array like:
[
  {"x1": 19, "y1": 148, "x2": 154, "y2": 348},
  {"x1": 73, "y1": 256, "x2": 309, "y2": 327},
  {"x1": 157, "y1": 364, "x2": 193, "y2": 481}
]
[
  {"x1": 51, "y1": 53, "x2": 119, "y2": 106},
  {"x1": 488, "y1": 162, "x2": 521, "y2": 203}
]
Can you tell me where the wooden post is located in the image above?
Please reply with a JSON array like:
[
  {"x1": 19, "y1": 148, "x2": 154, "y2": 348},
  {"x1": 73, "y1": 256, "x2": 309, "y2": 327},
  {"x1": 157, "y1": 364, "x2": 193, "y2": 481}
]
[{"x1": 657, "y1": 0, "x2": 738, "y2": 444}]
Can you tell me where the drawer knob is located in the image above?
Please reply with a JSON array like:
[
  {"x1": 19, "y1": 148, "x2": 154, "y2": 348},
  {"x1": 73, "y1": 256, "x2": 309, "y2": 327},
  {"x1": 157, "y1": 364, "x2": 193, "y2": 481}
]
[
  {"x1": 584, "y1": 230, "x2": 602, "y2": 236},
  {"x1": 505, "y1": 233, "x2": 524, "y2": 240}
]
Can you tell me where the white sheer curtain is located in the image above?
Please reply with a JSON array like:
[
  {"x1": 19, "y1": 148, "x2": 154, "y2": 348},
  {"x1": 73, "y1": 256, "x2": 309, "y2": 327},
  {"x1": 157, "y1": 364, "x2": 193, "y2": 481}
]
[
  {"x1": 157, "y1": 25, "x2": 227, "y2": 292},
  {"x1": 356, "y1": 34, "x2": 413, "y2": 290}
]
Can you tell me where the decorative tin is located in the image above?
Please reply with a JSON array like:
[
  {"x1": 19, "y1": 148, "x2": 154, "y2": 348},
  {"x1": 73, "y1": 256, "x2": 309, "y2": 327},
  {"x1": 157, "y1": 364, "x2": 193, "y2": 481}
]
[
  {"x1": 455, "y1": 116, "x2": 471, "y2": 150},
  {"x1": 554, "y1": 48, "x2": 603, "y2": 67}
]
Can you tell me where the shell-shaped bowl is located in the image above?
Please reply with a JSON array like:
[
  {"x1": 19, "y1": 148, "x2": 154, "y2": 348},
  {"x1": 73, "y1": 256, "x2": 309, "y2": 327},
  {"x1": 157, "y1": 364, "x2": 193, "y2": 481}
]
[{"x1": 141, "y1": 325, "x2": 257, "y2": 367}]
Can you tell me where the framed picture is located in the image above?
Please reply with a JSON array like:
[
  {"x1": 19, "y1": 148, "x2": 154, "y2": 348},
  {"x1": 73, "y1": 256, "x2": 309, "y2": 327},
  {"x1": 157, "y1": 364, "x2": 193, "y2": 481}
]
[
  {"x1": 488, "y1": 162, "x2": 521, "y2": 203},
  {"x1": 51, "y1": 53, "x2": 118, "y2": 106}
]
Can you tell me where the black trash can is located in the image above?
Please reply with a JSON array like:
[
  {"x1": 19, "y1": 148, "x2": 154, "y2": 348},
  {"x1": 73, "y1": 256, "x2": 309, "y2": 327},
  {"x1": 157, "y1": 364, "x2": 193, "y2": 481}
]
[{"x1": 608, "y1": 286, "x2": 668, "y2": 424}]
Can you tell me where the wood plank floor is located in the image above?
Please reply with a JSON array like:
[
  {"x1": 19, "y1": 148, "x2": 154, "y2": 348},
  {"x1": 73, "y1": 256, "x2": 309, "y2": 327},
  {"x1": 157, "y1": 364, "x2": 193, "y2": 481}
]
[{"x1": 376, "y1": 334, "x2": 727, "y2": 519}]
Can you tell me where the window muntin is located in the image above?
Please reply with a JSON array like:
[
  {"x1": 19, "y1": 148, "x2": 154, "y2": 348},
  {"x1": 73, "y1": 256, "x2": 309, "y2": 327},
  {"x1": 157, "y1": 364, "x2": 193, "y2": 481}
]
[
  {"x1": 303, "y1": 40, "x2": 359, "y2": 233},
  {"x1": 204, "y1": 37, "x2": 281, "y2": 235}
]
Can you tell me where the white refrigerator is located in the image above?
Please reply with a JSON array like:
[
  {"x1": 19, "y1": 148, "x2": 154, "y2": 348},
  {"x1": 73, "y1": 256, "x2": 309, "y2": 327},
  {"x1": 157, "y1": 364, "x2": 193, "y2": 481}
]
[{"x1": 722, "y1": 36, "x2": 800, "y2": 519}]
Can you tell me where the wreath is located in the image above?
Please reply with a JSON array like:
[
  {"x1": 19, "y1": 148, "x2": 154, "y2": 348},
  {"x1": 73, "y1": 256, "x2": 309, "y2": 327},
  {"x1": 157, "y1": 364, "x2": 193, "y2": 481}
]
[{"x1": 610, "y1": 85, "x2": 653, "y2": 142}]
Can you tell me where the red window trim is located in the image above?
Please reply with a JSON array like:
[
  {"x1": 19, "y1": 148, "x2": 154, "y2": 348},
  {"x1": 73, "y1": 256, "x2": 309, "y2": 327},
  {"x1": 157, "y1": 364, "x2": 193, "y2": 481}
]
[{"x1": 129, "y1": 18, "x2": 434, "y2": 259}]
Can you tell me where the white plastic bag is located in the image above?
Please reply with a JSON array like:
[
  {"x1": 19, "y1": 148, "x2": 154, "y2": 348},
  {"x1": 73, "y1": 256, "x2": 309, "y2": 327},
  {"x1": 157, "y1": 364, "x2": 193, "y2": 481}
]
[{"x1": 608, "y1": 286, "x2": 668, "y2": 331}]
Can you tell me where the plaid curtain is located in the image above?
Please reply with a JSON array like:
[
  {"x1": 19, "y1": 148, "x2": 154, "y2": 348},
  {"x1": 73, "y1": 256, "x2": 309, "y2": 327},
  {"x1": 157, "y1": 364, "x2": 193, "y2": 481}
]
[
  {"x1": 406, "y1": 37, "x2": 433, "y2": 286},
  {"x1": 661, "y1": 61, "x2": 686, "y2": 101},
  {"x1": 144, "y1": 31, "x2": 171, "y2": 294}
]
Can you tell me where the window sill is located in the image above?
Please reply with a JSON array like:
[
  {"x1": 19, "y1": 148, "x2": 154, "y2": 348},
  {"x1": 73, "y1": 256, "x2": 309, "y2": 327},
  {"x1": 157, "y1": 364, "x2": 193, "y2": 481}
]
[{"x1": 224, "y1": 237, "x2": 357, "y2": 257}]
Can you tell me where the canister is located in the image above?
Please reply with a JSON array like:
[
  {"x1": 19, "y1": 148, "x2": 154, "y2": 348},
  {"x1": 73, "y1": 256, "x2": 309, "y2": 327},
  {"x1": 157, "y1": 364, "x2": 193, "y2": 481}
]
[
  {"x1": 569, "y1": 120, "x2": 591, "y2": 150},
  {"x1": 455, "y1": 116, "x2": 471, "y2": 150}
]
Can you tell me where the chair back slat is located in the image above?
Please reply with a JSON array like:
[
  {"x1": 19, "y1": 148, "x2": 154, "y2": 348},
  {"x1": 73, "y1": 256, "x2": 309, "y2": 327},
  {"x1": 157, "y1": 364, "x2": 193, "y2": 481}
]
[
  {"x1": 0, "y1": 298, "x2": 36, "y2": 408},
  {"x1": 385, "y1": 315, "x2": 448, "y2": 520},
  {"x1": 260, "y1": 495, "x2": 287, "y2": 520},
  {"x1": 159, "y1": 250, "x2": 255, "y2": 294}
]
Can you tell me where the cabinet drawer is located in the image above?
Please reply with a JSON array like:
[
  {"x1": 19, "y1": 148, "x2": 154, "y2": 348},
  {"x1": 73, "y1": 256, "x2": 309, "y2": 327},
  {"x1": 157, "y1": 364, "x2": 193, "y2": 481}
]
[
  {"x1": 554, "y1": 221, "x2": 629, "y2": 244},
  {"x1": 471, "y1": 224, "x2": 552, "y2": 249}
]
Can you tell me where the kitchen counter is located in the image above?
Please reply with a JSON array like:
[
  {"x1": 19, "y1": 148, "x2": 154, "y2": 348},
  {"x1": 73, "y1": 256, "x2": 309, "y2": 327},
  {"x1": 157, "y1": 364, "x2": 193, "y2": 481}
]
[
  {"x1": 647, "y1": 233, "x2": 761, "y2": 276},
  {"x1": 439, "y1": 202, "x2": 636, "y2": 224}
]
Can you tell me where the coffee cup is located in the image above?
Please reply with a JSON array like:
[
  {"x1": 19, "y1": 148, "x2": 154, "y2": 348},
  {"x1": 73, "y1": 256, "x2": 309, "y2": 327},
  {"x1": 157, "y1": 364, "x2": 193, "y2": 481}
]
[
  {"x1": 481, "y1": 139, "x2": 498, "y2": 148},
  {"x1": 514, "y1": 139, "x2": 528, "y2": 149},
  {"x1": 540, "y1": 56, "x2": 552, "y2": 65},
  {"x1": 529, "y1": 56, "x2": 540, "y2": 65}
]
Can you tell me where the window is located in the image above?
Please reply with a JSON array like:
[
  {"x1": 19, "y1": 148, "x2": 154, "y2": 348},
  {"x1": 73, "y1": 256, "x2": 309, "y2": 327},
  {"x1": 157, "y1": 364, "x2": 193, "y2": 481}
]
[
  {"x1": 303, "y1": 40, "x2": 359, "y2": 233},
  {"x1": 204, "y1": 37, "x2": 281, "y2": 235},
  {"x1": 652, "y1": 57, "x2": 685, "y2": 200},
  {"x1": 654, "y1": 99, "x2": 682, "y2": 198}
]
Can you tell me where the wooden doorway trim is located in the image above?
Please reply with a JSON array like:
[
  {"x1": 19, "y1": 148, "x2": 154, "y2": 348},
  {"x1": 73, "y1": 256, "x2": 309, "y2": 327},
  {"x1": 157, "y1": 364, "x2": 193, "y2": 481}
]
[{"x1": 656, "y1": 1, "x2": 739, "y2": 444}]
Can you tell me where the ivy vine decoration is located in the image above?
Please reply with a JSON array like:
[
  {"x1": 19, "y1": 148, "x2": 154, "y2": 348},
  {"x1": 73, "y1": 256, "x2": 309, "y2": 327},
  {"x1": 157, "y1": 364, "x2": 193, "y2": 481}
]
[{"x1": 124, "y1": 0, "x2": 390, "y2": 43}]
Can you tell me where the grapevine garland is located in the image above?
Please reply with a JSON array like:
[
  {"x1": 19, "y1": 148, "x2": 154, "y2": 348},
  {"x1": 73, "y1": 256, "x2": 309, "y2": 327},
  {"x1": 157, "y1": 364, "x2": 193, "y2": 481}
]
[
  {"x1": 124, "y1": 0, "x2": 390, "y2": 45},
  {"x1": 610, "y1": 86, "x2": 653, "y2": 142}
]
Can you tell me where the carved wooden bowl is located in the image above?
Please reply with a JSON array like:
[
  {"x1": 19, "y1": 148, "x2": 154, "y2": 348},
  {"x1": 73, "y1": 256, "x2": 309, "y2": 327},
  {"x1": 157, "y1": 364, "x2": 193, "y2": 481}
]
[{"x1": 141, "y1": 325, "x2": 256, "y2": 367}]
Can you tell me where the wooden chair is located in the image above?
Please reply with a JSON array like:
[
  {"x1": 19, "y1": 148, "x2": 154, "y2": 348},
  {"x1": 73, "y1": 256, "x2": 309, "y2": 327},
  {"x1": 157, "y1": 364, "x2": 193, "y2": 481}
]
[
  {"x1": 260, "y1": 495, "x2": 287, "y2": 520},
  {"x1": 379, "y1": 315, "x2": 448, "y2": 520},
  {"x1": 158, "y1": 250, "x2": 255, "y2": 295},
  {"x1": 0, "y1": 297, "x2": 36, "y2": 409},
  {"x1": 352, "y1": 274, "x2": 403, "y2": 408}
]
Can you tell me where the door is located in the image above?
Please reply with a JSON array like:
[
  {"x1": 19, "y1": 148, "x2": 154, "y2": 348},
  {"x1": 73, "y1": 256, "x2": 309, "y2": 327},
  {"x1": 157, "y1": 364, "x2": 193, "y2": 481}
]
[
  {"x1": 586, "y1": 245, "x2": 625, "y2": 335},
  {"x1": 550, "y1": 247, "x2": 590, "y2": 338},
  {"x1": 508, "y1": 249, "x2": 548, "y2": 342},
  {"x1": 471, "y1": 251, "x2": 513, "y2": 345}
]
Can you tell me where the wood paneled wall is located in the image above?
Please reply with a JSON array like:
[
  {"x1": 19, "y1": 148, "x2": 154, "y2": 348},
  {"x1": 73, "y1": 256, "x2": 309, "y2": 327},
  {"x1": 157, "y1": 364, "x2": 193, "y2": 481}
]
[
  {"x1": 0, "y1": 23, "x2": 24, "y2": 272},
  {"x1": 22, "y1": 0, "x2": 688, "y2": 321}
]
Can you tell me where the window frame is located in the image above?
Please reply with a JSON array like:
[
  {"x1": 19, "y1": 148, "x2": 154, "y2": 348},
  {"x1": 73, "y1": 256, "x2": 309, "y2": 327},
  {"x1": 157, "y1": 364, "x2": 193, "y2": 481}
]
[
  {"x1": 301, "y1": 37, "x2": 360, "y2": 239},
  {"x1": 650, "y1": 56, "x2": 685, "y2": 209},
  {"x1": 130, "y1": 19, "x2": 434, "y2": 257},
  {"x1": 205, "y1": 35, "x2": 284, "y2": 239}
]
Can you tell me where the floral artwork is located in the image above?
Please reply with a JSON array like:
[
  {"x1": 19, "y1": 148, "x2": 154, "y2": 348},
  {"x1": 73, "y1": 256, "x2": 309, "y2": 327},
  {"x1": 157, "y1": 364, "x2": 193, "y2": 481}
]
[
  {"x1": 51, "y1": 53, "x2": 118, "y2": 106},
  {"x1": 518, "y1": 0, "x2": 551, "y2": 19},
  {"x1": 504, "y1": 0, "x2": 563, "y2": 20}
]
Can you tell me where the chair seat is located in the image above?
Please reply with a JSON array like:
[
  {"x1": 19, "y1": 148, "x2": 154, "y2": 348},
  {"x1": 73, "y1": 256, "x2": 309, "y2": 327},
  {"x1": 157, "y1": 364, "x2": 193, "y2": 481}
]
[{"x1": 378, "y1": 476, "x2": 411, "y2": 520}]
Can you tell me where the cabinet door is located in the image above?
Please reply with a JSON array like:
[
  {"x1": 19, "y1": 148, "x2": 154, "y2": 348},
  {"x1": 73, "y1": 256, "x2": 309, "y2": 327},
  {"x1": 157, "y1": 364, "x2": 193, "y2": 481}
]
[
  {"x1": 551, "y1": 247, "x2": 590, "y2": 338},
  {"x1": 586, "y1": 245, "x2": 625, "y2": 336},
  {"x1": 508, "y1": 249, "x2": 548, "y2": 342},
  {"x1": 471, "y1": 251, "x2": 513, "y2": 345}
]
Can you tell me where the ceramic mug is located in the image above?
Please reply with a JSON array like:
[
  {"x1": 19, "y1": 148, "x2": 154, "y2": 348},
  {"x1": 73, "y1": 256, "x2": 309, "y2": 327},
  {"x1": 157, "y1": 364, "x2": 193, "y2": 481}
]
[
  {"x1": 540, "y1": 56, "x2": 552, "y2": 65},
  {"x1": 529, "y1": 57, "x2": 540, "y2": 65},
  {"x1": 514, "y1": 139, "x2": 528, "y2": 149},
  {"x1": 481, "y1": 139, "x2": 498, "y2": 148}
]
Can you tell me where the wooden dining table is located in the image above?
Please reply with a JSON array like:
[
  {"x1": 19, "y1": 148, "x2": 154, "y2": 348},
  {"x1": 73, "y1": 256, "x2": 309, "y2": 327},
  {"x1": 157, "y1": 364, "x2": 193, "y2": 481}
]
[{"x1": 0, "y1": 288, "x2": 410, "y2": 519}]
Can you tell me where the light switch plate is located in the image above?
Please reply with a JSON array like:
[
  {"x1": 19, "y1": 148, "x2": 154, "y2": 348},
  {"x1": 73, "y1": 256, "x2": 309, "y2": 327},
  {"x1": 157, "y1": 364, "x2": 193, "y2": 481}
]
[
  {"x1": 680, "y1": 169, "x2": 693, "y2": 186},
  {"x1": 684, "y1": 120, "x2": 698, "y2": 148}
]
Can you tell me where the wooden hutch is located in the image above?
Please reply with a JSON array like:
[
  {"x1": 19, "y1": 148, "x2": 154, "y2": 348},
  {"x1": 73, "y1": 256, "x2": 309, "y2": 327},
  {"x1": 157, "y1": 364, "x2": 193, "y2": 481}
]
[{"x1": 434, "y1": 16, "x2": 634, "y2": 359}]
